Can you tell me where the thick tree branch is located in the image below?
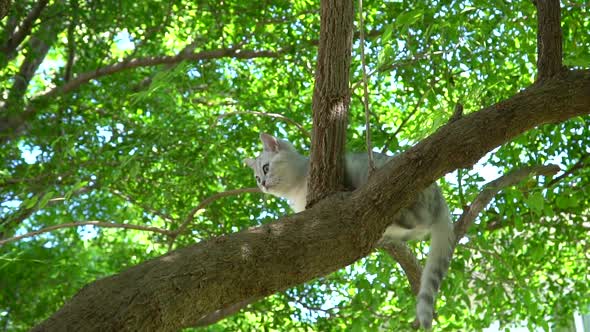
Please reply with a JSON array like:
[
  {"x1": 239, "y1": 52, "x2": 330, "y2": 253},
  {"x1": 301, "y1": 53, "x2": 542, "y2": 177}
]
[
  {"x1": 32, "y1": 70, "x2": 590, "y2": 332},
  {"x1": 0, "y1": 0, "x2": 11, "y2": 20},
  {"x1": 3, "y1": 16, "x2": 60, "y2": 109},
  {"x1": 0, "y1": 8, "x2": 64, "y2": 141},
  {"x1": 0, "y1": 221, "x2": 172, "y2": 246},
  {"x1": 535, "y1": 0, "x2": 565, "y2": 81}
]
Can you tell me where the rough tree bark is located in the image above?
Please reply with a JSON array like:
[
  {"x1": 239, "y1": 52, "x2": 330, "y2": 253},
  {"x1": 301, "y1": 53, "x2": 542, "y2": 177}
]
[
  {"x1": 32, "y1": 70, "x2": 590, "y2": 332},
  {"x1": 535, "y1": 0, "x2": 564, "y2": 81},
  {"x1": 307, "y1": 0, "x2": 354, "y2": 207}
]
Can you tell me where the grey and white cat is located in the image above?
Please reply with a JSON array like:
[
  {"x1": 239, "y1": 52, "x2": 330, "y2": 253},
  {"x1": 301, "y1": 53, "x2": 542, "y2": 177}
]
[{"x1": 244, "y1": 133, "x2": 454, "y2": 330}]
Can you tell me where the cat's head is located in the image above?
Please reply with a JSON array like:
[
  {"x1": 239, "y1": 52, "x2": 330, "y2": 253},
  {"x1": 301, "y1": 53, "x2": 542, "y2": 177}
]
[{"x1": 244, "y1": 133, "x2": 306, "y2": 197}]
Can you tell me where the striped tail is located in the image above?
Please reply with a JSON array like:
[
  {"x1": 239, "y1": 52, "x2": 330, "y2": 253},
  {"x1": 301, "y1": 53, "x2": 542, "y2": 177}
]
[{"x1": 416, "y1": 212, "x2": 455, "y2": 330}]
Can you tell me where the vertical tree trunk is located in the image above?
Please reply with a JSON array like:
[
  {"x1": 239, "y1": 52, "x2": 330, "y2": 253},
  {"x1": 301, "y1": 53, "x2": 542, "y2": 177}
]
[
  {"x1": 535, "y1": 0, "x2": 564, "y2": 81},
  {"x1": 307, "y1": 0, "x2": 354, "y2": 207}
]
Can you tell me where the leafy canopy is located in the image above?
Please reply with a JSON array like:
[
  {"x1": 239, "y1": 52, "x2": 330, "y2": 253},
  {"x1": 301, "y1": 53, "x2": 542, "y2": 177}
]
[{"x1": 0, "y1": 0, "x2": 589, "y2": 331}]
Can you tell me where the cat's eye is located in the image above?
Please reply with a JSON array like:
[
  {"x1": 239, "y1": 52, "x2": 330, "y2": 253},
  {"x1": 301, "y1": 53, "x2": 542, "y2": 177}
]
[
  {"x1": 262, "y1": 163, "x2": 269, "y2": 174},
  {"x1": 255, "y1": 176, "x2": 260, "y2": 183}
]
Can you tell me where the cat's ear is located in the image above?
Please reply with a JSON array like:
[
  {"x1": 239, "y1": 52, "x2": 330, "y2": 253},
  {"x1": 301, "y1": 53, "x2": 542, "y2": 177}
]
[
  {"x1": 243, "y1": 158, "x2": 256, "y2": 169},
  {"x1": 260, "y1": 133, "x2": 280, "y2": 152}
]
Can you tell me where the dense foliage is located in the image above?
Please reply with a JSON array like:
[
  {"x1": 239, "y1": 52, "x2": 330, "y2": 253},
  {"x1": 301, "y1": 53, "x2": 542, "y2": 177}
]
[{"x1": 1, "y1": 0, "x2": 589, "y2": 330}]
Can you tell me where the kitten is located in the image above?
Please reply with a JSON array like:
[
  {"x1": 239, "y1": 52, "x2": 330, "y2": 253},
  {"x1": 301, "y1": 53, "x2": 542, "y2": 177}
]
[{"x1": 244, "y1": 133, "x2": 454, "y2": 330}]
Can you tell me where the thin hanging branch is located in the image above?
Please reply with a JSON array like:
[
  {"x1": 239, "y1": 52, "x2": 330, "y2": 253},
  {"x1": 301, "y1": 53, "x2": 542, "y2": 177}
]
[
  {"x1": 358, "y1": 0, "x2": 375, "y2": 175},
  {"x1": 0, "y1": 221, "x2": 173, "y2": 246},
  {"x1": 546, "y1": 153, "x2": 589, "y2": 187},
  {"x1": 176, "y1": 187, "x2": 261, "y2": 235},
  {"x1": 215, "y1": 111, "x2": 310, "y2": 138},
  {"x1": 350, "y1": 51, "x2": 442, "y2": 92},
  {"x1": 380, "y1": 78, "x2": 437, "y2": 153}
]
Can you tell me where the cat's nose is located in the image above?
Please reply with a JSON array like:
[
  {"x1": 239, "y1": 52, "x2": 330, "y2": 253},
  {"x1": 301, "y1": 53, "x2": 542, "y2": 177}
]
[{"x1": 261, "y1": 180, "x2": 266, "y2": 186}]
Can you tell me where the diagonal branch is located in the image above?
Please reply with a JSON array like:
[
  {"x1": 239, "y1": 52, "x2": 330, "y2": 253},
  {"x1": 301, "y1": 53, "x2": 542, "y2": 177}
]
[
  {"x1": 165, "y1": 162, "x2": 564, "y2": 328},
  {"x1": 44, "y1": 47, "x2": 282, "y2": 98},
  {"x1": 546, "y1": 153, "x2": 589, "y2": 187},
  {"x1": 378, "y1": 164, "x2": 561, "y2": 300},
  {"x1": 453, "y1": 164, "x2": 560, "y2": 241},
  {"x1": 176, "y1": 187, "x2": 261, "y2": 236},
  {"x1": 535, "y1": 0, "x2": 565, "y2": 81},
  {"x1": 215, "y1": 111, "x2": 310, "y2": 138},
  {"x1": 110, "y1": 189, "x2": 175, "y2": 224},
  {"x1": 378, "y1": 241, "x2": 422, "y2": 295},
  {"x1": 0, "y1": 0, "x2": 50, "y2": 63},
  {"x1": 0, "y1": 220, "x2": 173, "y2": 246},
  {"x1": 3, "y1": 16, "x2": 61, "y2": 110},
  {"x1": 193, "y1": 296, "x2": 263, "y2": 327},
  {"x1": 0, "y1": 46, "x2": 284, "y2": 144}
]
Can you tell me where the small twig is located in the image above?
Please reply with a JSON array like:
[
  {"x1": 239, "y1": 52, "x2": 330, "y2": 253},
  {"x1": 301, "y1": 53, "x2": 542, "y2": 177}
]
[
  {"x1": 546, "y1": 153, "x2": 588, "y2": 187},
  {"x1": 381, "y1": 78, "x2": 437, "y2": 153},
  {"x1": 358, "y1": 0, "x2": 375, "y2": 175},
  {"x1": 0, "y1": 221, "x2": 172, "y2": 246},
  {"x1": 64, "y1": 0, "x2": 77, "y2": 82},
  {"x1": 215, "y1": 111, "x2": 310, "y2": 138},
  {"x1": 110, "y1": 189, "x2": 175, "y2": 223},
  {"x1": 350, "y1": 51, "x2": 442, "y2": 92},
  {"x1": 449, "y1": 102, "x2": 463, "y2": 123},
  {"x1": 176, "y1": 187, "x2": 261, "y2": 236},
  {"x1": 457, "y1": 168, "x2": 467, "y2": 210}
]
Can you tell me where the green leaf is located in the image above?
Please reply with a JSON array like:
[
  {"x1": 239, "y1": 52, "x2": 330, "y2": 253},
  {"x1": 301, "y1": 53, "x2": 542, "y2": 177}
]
[
  {"x1": 38, "y1": 191, "x2": 55, "y2": 210},
  {"x1": 22, "y1": 195, "x2": 39, "y2": 209},
  {"x1": 395, "y1": 10, "x2": 423, "y2": 26},
  {"x1": 382, "y1": 24, "x2": 394, "y2": 42},
  {"x1": 525, "y1": 191, "x2": 544, "y2": 215}
]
